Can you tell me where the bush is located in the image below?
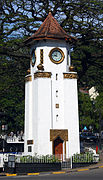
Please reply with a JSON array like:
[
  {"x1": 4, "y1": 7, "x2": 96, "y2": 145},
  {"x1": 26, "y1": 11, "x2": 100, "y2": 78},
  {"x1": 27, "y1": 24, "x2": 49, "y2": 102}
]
[
  {"x1": 72, "y1": 152, "x2": 95, "y2": 163},
  {"x1": 19, "y1": 154, "x2": 60, "y2": 163}
]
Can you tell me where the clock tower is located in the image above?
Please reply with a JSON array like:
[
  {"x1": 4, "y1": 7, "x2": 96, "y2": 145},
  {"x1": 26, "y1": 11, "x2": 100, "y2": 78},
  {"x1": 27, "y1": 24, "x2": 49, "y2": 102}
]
[{"x1": 24, "y1": 12, "x2": 80, "y2": 158}]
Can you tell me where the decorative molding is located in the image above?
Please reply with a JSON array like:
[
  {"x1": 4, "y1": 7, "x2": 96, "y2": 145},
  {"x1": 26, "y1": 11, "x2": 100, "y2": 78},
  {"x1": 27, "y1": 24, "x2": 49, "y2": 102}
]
[
  {"x1": 37, "y1": 49, "x2": 44, "y2": 71},
  {"x1": 27, "y1": 140, "x2": 33, "y2": 145},
  {"x1": 34, "y1": 72, "x2": 51, "y2": 79},
  {"x1": 25, "y1": 75, "x2": 32, "y2": 82},
  {"x1": 40, "y1": 49, "x2": 44, "y2": 64},
  {"x1": 37, "y1": 63, "x2": 44, "y2": 71},
  {"x1": 63, "y1": 73, "x2": 77, "y2": 79},
  {"x1": 50, "y1": 129, "x2": 68, "y2": 141},
  {"x1": 27, "y1": 69, "x2": 30, "y2": 74},
  {"x1": 69, "y1": 65, "x2": 75, "y2": 72}
]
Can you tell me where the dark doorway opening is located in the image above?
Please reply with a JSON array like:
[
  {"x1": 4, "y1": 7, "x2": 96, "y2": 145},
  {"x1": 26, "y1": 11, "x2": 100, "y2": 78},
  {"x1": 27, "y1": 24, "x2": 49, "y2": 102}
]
[{"x1": 53, "y1": 136, "x2": 63, "y2": 159}]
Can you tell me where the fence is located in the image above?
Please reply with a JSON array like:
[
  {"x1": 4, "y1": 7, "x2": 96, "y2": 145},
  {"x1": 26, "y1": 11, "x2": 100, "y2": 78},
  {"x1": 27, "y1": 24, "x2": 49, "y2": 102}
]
[
  {"x1": 4, "y1": 154, "x2": 62, "y2": 174},
  {"x1": 72, "y1": 153, "x2": 99, "y2": 168},
  {"x1": 72, "y1": 153, "x2": 99, "y2": 163},
  {"x1": 4, "y1": 153, "x2": 99, "y2": 165},
  {"x1": 15, "y1": 154, "x2": 62, "y2": 163},
  {"x1": 3, "y1": 152, "x2": 100, "y2": 173},
  {"x1": 4, "y1": 154, "x2": 71, "y2": 173}
]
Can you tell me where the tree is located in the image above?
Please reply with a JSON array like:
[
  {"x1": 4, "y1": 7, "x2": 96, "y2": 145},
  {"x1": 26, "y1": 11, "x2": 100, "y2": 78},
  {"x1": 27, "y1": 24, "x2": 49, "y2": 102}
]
[
  {"x1": 1, "y1": 0, "x2": 103, "y2": 87},
  {"x1": 0, "y1": 0, "x2": 103, "y2": 132},
  {"x1": 94, "y1": 92, "x2": 103, "y2": 130},
  {"x1": 0, "y1": 0, "x2": 103, "y2": 59},
  {"x1": 78, "y1": 92, "x2": 94, "y2": 130},
  {"x1": 0, "y1": 55, "x2": 29, "y2": 133}
]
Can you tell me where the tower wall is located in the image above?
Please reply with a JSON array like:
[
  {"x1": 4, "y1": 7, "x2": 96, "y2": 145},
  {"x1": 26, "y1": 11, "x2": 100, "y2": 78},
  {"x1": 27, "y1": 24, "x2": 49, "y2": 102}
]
[
  {"x1": 34, "y1": 76, "x2": 52, "y2": 155},
  {"x1": 24, "y1": 75, "x2": 33, "y2": 154},
  {"x1": 31, "y1": 40, "x2": 69, "y2": 73},
  {"x1": 24, "y1": 41, "x2": 80, "y2": 157},
  {"x1": 51, "y1": 73, "x2": 64, "y2": 129},
  {"x1": 24, "y1": 73, "x2": 53, "y2": 156},
  {"x1": 64, "y1": 73, "x2": 80, "y2": 157}
]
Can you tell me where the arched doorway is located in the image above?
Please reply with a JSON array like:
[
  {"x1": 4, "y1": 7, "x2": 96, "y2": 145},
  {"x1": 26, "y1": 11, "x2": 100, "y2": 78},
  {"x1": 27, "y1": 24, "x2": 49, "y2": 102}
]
[{"x1": 53, "y1": 136, "x2": 63, "y2": 159}]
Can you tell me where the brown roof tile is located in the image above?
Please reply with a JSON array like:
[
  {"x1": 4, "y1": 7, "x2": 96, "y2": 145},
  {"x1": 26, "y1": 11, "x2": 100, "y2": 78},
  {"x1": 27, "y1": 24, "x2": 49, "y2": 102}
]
[{"x1": 25, "y1": 12, "x2": 76, "y2": 44}]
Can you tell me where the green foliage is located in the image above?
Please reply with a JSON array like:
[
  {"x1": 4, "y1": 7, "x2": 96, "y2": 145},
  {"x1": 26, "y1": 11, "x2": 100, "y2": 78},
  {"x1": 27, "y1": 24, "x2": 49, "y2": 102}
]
[
  {"x1": 93, "y1": 92, "x2": 103, "y2": 130},
  {"x1": 72, "y1": 152, "x2": 99, "y2": 163},
  {"x1": 0, "y1": 56, "x2": 29, "y2": 133},
  {"x1": 79, "y1": 90, "x2": 103, "y2": 131},
  {"x1": 0, "y1": 0, "x2": 103, "y2": 132},
  {"x1": 79, "y1": 92, "x2": 94, "y2": 130},
  {"x1": 19, "y1": 155, "x2": 60, "y2": 163},
  {"x1": 95, "y1": 92, "x2": 103, "y2": 113}
]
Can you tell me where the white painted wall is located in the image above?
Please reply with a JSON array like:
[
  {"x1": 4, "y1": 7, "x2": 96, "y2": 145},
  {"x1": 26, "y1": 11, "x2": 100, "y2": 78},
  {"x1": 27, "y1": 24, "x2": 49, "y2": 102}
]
[
  {"x1": 24, "y1": 39, "x2": 80, "y2": 157},
  {"x1": 64, "y1": 75, "x2": 80, "y2": 157},
  {"x1": 32, "y1": 78, "x2": 52, "y2": 155},
  {"x1": 31, "y1": 39, "x2": 70, "y2": 74},
  {"x1": 24, "y1": 76, "x2": 33, "y2": 155}
]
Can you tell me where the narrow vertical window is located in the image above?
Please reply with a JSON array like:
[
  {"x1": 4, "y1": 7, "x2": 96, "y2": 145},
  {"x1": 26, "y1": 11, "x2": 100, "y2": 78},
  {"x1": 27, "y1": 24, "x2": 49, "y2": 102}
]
[
  {"x1": 56, "y1": 115, "x2": 58, "y2": 121},
  {"x1": 67, "y1": 50, "x2": 69, "y2": 65},
  {"x1": 28, "y1": 146, "x2": 32, "y2": 152},
  {"x1": 56, "y1": 74, "x2": 58, "y2": 80},
  {"x1": 31, "y1": 49, "x2": 36, "y2": 66},
  {"x1": 56, "y1": 90, "x2": 58, "y2": 97},
  {"x1": 67, "y1": 50, "x2": 71, "y2": 66}
]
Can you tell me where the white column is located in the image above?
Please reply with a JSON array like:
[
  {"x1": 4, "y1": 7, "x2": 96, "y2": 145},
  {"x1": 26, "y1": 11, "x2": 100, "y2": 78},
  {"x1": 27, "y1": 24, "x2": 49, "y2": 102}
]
[
  {"x1": 24, "y1": 75, "x2": 32, "y2": 154},
  {"x1": 64, "y1": 73, "x2": 80, "y2": 157}
]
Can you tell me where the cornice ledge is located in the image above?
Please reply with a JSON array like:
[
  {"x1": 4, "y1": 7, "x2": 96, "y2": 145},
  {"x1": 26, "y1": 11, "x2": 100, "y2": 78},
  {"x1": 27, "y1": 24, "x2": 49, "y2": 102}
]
[
  {"x1": 34, "y1": 72, "x2": 51, "y2": 79},
  {"x1": 25, "y1": 75, "x2": 32, "y2": 82},
  {"x1": 63, "y1": 72, "x2": 78, "y2": 79}
]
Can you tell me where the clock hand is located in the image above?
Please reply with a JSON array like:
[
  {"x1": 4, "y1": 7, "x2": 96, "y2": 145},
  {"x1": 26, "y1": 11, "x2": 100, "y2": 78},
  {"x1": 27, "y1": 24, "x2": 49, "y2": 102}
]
[{"x1": 54, "y1": 53, "x2": 57, "y2": 57}]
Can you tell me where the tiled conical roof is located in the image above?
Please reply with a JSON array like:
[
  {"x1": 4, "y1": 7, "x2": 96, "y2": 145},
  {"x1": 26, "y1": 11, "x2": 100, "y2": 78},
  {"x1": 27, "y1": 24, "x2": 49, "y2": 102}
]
[{"x1": 25, "y1": 12, "x2": 76, "y2": 44}]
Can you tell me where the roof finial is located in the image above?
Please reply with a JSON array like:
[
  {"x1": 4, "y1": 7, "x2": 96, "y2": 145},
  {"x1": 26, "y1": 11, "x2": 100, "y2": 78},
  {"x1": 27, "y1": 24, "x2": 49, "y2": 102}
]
[
  {"x1": 48, "y1": 6, "x2": 52, "y2": 14},
  {"x1": 37, "y1": 63, "x2": 44, "y2": 71}
]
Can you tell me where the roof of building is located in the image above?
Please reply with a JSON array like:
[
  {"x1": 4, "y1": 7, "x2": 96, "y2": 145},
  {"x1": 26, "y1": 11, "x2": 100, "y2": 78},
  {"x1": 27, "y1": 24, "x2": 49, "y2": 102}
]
[{"x1": 25, "y1": 12, "x2": 76, "y2": 45}]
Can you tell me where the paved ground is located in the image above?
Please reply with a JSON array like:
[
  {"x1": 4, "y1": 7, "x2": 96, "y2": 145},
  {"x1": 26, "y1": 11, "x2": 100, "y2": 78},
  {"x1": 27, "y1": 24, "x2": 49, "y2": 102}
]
[
  {"x1": 0, "y1": 169, "x2": 103, "y2": 180},
  {"x1": 1, "y1": 159, "x2": 103, "y2": 177}
]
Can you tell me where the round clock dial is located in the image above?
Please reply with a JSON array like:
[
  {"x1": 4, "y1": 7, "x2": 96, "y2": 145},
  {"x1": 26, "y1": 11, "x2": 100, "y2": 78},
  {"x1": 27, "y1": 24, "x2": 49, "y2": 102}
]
[
  {"x1": 51, "y1": 50, "x2": 62, "y2": 61},
  {"x1": 49, "y1": 48, "x2": 65, "y2": 64}
]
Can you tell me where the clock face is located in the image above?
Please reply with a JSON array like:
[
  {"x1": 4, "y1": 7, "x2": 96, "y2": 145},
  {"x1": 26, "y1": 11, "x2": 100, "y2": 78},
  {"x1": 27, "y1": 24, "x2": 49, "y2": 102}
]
[
  {"x1": 49, "y1": 48, "x2": 65, "y2": 64},
  {"x1": 52, "y1": 50, "x2": 62, "y2": 61}
]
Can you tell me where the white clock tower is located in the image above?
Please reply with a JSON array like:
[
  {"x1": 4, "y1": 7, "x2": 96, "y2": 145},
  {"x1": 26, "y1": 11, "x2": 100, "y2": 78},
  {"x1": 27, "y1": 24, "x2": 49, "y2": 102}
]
[{"x1": 24, "y1": 12, "x2": 80, "y2": 158}]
